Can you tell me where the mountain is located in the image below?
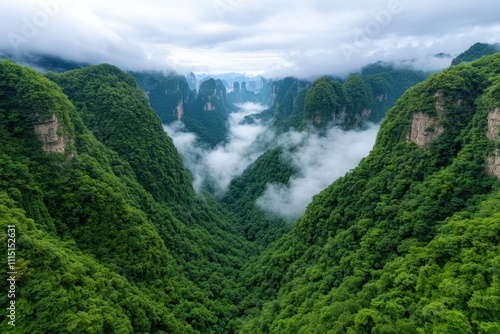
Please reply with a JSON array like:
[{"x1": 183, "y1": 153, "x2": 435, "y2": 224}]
[
  {"x1": 239, "y1": 53, "x2": 500, "y2": 333},
  {"x1": 250, "y1": 65, "x2": 428, "y2": 134},
  {"x1": 0, "y1": 51, "x2": 89, "y2": 73},
  {"x1": 132, "y1": 71, "x2": 231, "y2": 147},
  {"x1": 0, "y1": 60, "x2": 255, "y2": 333},
  {"x1": 221, "y1": 147, "x2": 296, "y2": 247},
  {"x1": 187, "y1": 78, "x2": 231, "y2": 146},
  {"x1": 1, "y1": 52, "x2": 500, "y2": 333},
  {"x1": 451, "y1": 42, "x2": 500, "y2": 66}
]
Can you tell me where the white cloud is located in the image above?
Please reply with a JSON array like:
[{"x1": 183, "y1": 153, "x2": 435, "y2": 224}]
[
  {"x1": 1, "y1": 0, "x2": 499, "y2": 77},
  {"x1": 256, "y1": 125, "x2": 379, "y2": 222},
  {"x1": 165, "y1": 102, "x2": 379, "y2": 222},
  {"x1": 164, "y1": 103, "x2": 274, "y2": 194}
]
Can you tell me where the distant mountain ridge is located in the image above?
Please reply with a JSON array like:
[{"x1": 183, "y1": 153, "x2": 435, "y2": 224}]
[{"x1": 451, "y1": 42, "x2": 500, "y2": 66}]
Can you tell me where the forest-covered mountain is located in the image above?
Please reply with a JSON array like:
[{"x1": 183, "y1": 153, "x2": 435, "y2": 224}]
[
  {"x1": 132, "y1": 71, "x2": 230, "y2": 147},
  {"x1": 1, "y1": 51, "x2": 499, "y2": 333},
  {"x1": 451, "y1": 42, "x2": 500, "y2": 66},
  {"x1": 0, "y1": 61, "x2": 258, "y2": 333},
  {"x1": 130, "y1": 61, "x2": 426, "y2": 149},
  {"x1": 239, "y1": 53, "x2": 500, "y2": 333},
  {"x1": 247, "y1": 65, "x2": 428, "y2": 134}
]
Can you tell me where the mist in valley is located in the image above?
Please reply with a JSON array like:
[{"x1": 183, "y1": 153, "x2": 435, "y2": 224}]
[{"x1": 164, "y1": 102, "x2": 379, "y2": 222}]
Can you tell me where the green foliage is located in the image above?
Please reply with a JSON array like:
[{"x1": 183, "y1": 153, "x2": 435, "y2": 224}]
[
  {"x1": 46, "y1": 65, "x2": 195, "y2": 205},
  {"x1": 451, "y1": 42, "x2": 500, "y2": 66},
  {"x1": 240, "y1": 53, "x2": 500, "y2": 333},
  {"x1": 222, "y1": 147, "x2": 295, "y2": 246},
  {"x1": 270, "y1": 66, "x2": 427, "y2": 132},
  {"x1": 2, "y1": 54, "x2": 500, "y2": 333},
  {"x1": 0, "y1": 60, "x2": 253, "y2": 333},
  {"x1": 303, "y1": 77, "x2": 347, "y2": 128}
]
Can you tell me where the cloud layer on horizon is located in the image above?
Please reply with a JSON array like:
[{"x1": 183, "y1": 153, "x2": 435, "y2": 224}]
[{"x1": 1, "y1": 0, "x2": 499, "y2": 77}]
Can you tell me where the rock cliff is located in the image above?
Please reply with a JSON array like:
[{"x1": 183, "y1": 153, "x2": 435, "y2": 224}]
[
  {"x1": 33, "y1": 113, "x2": 66, "y2": 154},
  {"x1": 486, "y1": 107, "x2": 500, "y2": 178},
  {"x1": 408, "y1": 91, "x2": 445, "y2": 148}
]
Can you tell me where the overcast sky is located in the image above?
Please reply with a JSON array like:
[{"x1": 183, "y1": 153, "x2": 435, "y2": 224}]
[{"x1": 1, "y1": 0, "x2": 499, "y2": 77}]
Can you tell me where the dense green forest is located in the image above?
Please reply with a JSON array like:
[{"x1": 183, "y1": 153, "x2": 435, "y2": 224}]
[
  {"x1": 252, "y1": 66, "x2": 427, "y2": 133},
  {"x1": 239, "y1": 53, "x2": 500, "y2": 333},
  {"x1": 132, "y1": 72, "x2": 230, "y2": 147},
  {"x1": 0, "y1": 61, "x2": 257, "y2": 333},
  {"x1": 451, "y1": 42, "x2": 499, "y2": 66},
  {"x1": 1, "y1": 52, "x2": 499, "y2": 333}
]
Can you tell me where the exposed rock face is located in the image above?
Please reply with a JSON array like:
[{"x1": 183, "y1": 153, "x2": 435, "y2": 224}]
[
  {"x1": 486, "y1": 107, "x2": 500, "y2": 178},
  {"x1": 33, "y1": 113, "x2": 66, "y2": 154},
  {"x1": 408, "y1": 112, "x2": 445, "y2": 148},
  {"x1": 176, "y1": 101, "x2": 184, "y2": 121},
  {"x1": 486, "y1": 107, "x2": 500, "y2": 140},
  {"x1": 487, "y1": 150, "x2": 500, "y2": 178},
  {"x1": 197, "y1": 78, "x2": 227, "y2": 112},
  {"x1": 408, "y1": 91, "x2": 445, "y2": 148}
]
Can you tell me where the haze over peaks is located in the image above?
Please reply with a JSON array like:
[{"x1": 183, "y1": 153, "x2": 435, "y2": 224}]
[{"x1": 1, "y1": 0, "x2": 499, "y2": 77}]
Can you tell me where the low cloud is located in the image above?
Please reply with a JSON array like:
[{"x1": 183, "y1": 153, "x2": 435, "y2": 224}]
[
  {"x1": 165, "y1": 102, "x2": 379, "y2": 223},
  {"x1": 1, "y1": 1, "x2": 498, "y2": 77},
  {"x1": 164, "y1": 103, "x2": 274, "y2": 194},
  {"x1": 256, "y1": 124, "x2": 379, "y2": 222}
]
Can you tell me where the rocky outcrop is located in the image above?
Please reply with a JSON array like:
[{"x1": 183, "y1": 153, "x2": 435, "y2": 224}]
[
  {"x1": 176, "y1": 101, "x2": 184, "y2": 121},
  {"x1": 486, "y1": 107, "x2": 500, "y2": 140},
  {"x1": 197, "y1": 78, "x2": 227, "y2": 112},
  {"x1": 33, "y1": 113, "x2": 66, "y2": 154},
  {"x1": 486, "y1": 150, "x2": 500, "y2": 178},
  {"x1": 486, "y1": 107, "x2": 500, "y2": 178},
  {"x1": 408, "y1": 91, "x2": 445, "y2": 148},
  {"x1": 408, "y1": 112, "x2": 444, "y2": 148}
]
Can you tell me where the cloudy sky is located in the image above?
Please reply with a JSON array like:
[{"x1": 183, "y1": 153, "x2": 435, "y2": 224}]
[{"x1": 1, "y1": 0, "x2": 499, "y2": 77}]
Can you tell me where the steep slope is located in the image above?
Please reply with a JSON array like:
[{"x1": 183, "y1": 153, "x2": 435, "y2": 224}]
[
  {"x1": 132, "y1": 71, "x2": 195, "y2": 124},
  {"x1": 0, "y1": 61, "x2": 252, "y2": 333},
  {"x1": 451, "y1": 42, "x2": 500, "y2": 66},
  {"x1": 185, "y1": 78, "x2": 230, "y2": 146},
  {"x1": 46, "y1": 65, "x2": 194, "y2": 205},
  {"x1": 221, "y1": 147, "x2": 296, "y2": 247},
  {"x1": 260, "y1": 66, "x2": 427, "y2": 134},
  {"x1": 240, "y1": 54, "x2": 500, "y2": 333},
  {"x1": 0, "y1": 60, "x2": 191, "y2": 332},
  {"x1": 133, "y1": 71, "x2": 231, "y2": 147}
]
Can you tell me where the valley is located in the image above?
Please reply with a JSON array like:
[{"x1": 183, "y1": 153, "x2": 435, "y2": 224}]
[{"x1": 0, "y1": 44, "x2": 499, "y2": 333}]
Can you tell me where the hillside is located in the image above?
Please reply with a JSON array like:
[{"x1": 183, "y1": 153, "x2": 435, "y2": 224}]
[
  {"x1": 221, "y1": 147, "x2": 296, "y2": 247},
  {"x1": 0, "y1": 61, "x2": 254, "y2": 333},
  {"x1": 253, "y1": 66, "x2": 427, "y2": 134},
  {"x1": 1, "y1": 53, "x2": 499, "y2": 333},
  {"x1": 451, "y1": 42, "x2": 499, "y2": 66},
  {"x1": 239, "y1": 53, "x2": 500, "y2": 333},
  {"x1": 132, "y1": 71, "x2": 231, "y2": 147}
]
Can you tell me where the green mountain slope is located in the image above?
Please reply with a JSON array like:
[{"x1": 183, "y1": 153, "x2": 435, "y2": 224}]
[
  {"x1": 2, "y1": 52, "x2": 500, "y2": 334},
  {"x1": 451, "y1": 42, "x2": 500, "y2": 66},
  {"x1": 222, "y1": 147, "x2": 296, "y2": 247},
  {"x1": 240, "y1": 54, "x2": 500, "y2": 333},
  {"x1": 0, "y1": 61, "x2": 253, "y2": 333},
  {"x1": 133, "y1": 71, "x2": 230, "y2": 147},
  {"x1": 263, "y1": 66, "x2": 427, "y2": 133},
  {"x1": 46, "y1": 65, "x2": 194, "y2": 205}
]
